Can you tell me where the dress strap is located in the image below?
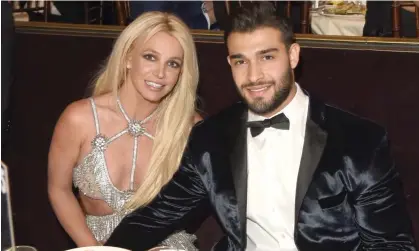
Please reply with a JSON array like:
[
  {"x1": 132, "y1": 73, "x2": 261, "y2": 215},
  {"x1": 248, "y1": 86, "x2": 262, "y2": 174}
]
[{"x1": 89, "y1": 98, "x2": 100, "y2": 135}]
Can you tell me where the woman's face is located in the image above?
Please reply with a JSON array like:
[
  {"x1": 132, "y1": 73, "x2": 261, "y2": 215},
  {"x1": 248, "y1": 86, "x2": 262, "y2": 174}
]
[{"x1": 126, "y1": 31, "x2": 184, "y2": 103}]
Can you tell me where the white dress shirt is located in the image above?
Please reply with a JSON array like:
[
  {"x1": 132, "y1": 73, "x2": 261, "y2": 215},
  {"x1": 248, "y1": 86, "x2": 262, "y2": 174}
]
[{"x1": 246, "y1": 83, "x2": 309, "y2": 251}]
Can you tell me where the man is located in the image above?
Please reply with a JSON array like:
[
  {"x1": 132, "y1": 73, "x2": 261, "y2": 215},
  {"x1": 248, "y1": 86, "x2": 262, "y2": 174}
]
[{"x1": 106, "y1": 2, "x2": 416, "y2": 250}]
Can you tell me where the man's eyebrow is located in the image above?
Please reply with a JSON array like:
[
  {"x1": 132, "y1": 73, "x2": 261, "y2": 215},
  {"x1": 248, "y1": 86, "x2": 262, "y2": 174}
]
[
  {"x1": 258, "y1": 48, "x2": 279, "y2": 55},
  {"x1": 229, "y1": 48, "x2": 279, "y2": 60},
  {"x1": 229, "y1": 53, "x2": 244, "y2": 60}
]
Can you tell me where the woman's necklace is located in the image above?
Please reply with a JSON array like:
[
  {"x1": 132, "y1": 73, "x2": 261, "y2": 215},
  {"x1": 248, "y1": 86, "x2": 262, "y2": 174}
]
[{"x1": 116, "y1": 96, "x2": 157, "y2": 191}]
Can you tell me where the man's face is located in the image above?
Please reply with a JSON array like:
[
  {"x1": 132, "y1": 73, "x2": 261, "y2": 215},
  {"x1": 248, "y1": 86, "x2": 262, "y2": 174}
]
[{"x1": 227, "y1": 27, "x2": 300, "y2": 117}]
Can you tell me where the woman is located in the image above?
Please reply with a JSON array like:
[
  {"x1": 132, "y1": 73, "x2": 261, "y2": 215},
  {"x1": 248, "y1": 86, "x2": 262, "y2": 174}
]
[{"x1": 48, "y1": 11, "x2": 201, "y2": 249}]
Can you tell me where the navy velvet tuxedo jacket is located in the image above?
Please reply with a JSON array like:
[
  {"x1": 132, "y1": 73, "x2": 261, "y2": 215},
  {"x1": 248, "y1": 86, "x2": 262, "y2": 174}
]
[{"x1": 106, "y1": 97, "x2": 416, "y2": 251}]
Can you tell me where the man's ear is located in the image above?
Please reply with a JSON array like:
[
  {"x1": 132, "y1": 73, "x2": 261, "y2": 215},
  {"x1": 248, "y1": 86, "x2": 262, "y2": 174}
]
[
  {"x1": 227, "y1": 55, "x2": 232, "y2": 66},
  {"x1": 288, "y1": 43, "x2": 300, "y2": 70}
]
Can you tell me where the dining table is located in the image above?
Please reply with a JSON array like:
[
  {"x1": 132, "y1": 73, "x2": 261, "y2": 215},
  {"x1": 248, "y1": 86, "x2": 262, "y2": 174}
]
[{"x1": 310, "y1": 3, "x2": 366, "y2": 36}]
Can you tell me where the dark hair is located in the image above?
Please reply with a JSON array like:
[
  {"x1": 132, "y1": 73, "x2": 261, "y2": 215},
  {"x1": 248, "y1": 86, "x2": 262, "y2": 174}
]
[{"x1": 224, "y1": 2, "x2": 294, "y2": 48}]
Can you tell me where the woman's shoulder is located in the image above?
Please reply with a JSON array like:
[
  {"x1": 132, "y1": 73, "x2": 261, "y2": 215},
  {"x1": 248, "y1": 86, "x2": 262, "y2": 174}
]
[
  {"x1": 64, "y1": 93, "x2": 115, "y2": 118},
  {"x1": 50, "y1": 98, "x2": 96, "y2": 143},
  {"x1": 66, "y1": 93, "x2": 114, "y2": 112},
  {"x1": 88, "y1": 93, "x2": 117, "y2": 111},
  {"x1": 52, "y1": 94, "x2": 116, "y2": 142},
  {"x1": 56, "y1": 98, "x2": 95, "y2": 130}
]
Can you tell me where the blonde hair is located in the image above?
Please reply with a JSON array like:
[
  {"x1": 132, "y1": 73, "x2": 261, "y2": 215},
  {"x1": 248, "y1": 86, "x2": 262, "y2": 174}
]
[{"x1": 92, "y1": 12, "x2": 199, "y2": 210}]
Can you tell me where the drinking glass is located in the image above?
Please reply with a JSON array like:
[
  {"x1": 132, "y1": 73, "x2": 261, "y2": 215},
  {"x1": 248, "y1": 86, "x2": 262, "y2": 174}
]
[{"x1": 6, "y1": 246, "x2": 37, "y2": 251}]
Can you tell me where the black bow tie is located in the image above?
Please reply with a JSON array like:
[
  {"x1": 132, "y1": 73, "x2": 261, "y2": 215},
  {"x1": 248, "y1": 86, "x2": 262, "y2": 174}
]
[{"x1": 246, "y1": 113, "x2": 290, "y2": 137}]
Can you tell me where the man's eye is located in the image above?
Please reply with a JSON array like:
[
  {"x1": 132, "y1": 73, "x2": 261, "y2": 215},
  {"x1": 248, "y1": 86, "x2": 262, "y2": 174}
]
[
  {"x1": 235, "y1": 60, "x2": 245, "y2": 65},
  {"x1": 263, "y1": 55, "x2": 274, "y2": 60}
]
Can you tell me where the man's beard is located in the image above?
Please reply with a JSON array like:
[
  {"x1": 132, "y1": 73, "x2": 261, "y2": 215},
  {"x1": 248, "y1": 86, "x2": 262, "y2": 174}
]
[{"x1": 240, "y1": 66, "x2": 293, "y2": 116}]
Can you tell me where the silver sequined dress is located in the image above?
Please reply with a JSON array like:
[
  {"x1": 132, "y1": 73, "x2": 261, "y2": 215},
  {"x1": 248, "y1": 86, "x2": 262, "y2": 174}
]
[{"x1": 72, "y1": 98, "x2": 198, "y2": 250}]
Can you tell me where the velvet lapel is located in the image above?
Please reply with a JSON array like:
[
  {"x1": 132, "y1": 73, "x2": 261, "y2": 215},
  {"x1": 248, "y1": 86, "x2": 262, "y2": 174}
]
[
  {"x1": 294, "y1": 97, "x2": 328, "y2": 229},
  {"x1": 227, "y1": 103, "x2": 248, "y2": 248}
]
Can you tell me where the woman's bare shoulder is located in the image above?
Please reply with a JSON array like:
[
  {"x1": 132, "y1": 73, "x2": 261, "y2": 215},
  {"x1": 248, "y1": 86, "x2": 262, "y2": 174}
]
[
  {"x1": 50, "y1": 98, "x2": 96, "y2": 146},
  {"x1": 88, "y1": 93, "x2": 116, "y2": 112},
  {"x1": 55, "y1": 97, "x2": 105, "y2": 135},
  {"x1": 90, "y1": 92, "x2": 113, "y2": 104},
  {"x1": 60, "y1": 98, "x2": 92, "y2": 123},
  {"x1": 60, "y1": 94, "x2": 113, "y2": 125}
]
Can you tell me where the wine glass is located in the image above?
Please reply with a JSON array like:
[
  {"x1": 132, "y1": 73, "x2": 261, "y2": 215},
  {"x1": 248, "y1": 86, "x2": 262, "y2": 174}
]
[{"x1": 6, "y1": 246, "x2": 37, "y2": 251}]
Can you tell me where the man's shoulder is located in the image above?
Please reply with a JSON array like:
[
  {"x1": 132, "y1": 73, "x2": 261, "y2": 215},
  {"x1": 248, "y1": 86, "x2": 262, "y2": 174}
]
[
  {"x1": 322, "y1": 103, "x2": 387, "y2": 149},
  {"x1": 324, "y1": 104, "x2": 386, "y2": 133}
]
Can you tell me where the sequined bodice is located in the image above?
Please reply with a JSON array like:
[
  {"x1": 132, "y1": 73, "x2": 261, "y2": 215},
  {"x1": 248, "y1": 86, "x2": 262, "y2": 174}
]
[
  {"x1": 72, "y1": 98, "x2": 198, "y2": 248},
  {"x1": 73, "y1": 141, "x2": 134, "y2": 212},
  {"x1": 73, "y1": 98, "x2": 153, "y2": 212}
]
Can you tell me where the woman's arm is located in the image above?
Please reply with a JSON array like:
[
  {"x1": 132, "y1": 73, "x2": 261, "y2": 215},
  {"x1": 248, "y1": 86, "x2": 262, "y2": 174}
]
[{"x1": 48, "y1": 101, "x2": 99, "y2": 247}]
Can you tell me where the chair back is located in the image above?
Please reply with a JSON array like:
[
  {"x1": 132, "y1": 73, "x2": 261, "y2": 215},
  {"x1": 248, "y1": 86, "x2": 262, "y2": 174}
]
[
  {"x1": 392, "y1": 1, "x2": 419, "y2": 37},
  {"x1": 84, "y1": 1, "x2": 105, "y2": 25},
  {"x1": 115, "y1": 1, "x2": 130, "y2": 26},
  {"x1": 11, "y1": 0, "x2": 50, "y2": 22}
]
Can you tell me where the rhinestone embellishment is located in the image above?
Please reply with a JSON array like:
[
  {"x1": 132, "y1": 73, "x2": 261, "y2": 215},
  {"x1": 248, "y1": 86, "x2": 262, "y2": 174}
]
[
  {"x1": 91, "y1": 134, "x2": 108, "y2": 151},
  {"x1": 128, "y1": 120, "x2": 146, "y2": 137}
]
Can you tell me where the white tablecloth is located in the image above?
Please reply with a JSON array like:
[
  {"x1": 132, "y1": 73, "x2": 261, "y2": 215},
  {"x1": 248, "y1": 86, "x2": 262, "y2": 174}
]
[{"x1": 311, "y1": 11, "x2": 366, "y2": 36}]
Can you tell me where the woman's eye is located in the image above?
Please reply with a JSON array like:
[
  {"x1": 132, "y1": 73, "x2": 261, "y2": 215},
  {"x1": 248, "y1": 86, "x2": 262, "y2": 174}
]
[
  {"x1": 143, "y1": 54, "x2": 156, "y2": 61},
  {"x1": 168, "y1": 61, "x2": 180, "y2": 68}
]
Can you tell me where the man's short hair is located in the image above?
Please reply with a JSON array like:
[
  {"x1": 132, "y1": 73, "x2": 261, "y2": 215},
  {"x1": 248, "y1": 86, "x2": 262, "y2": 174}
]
[{"x1": 224, "y1": 2, "x2": 295, "y2": 48}]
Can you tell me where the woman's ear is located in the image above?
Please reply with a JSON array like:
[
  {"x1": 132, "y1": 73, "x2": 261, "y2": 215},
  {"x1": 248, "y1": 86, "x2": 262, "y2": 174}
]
[{"x1": 126, "y1": 53, "x2": 132, "y2": 69}]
